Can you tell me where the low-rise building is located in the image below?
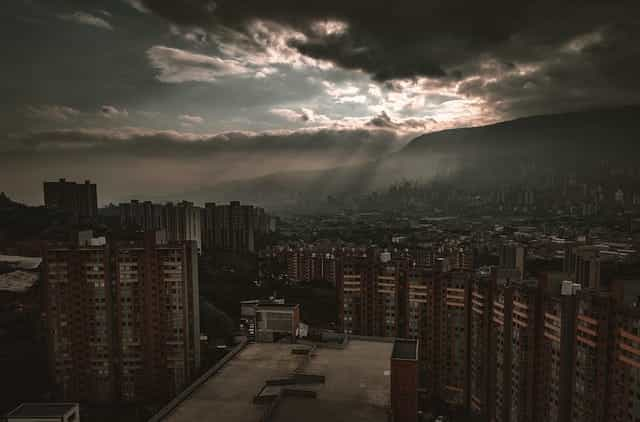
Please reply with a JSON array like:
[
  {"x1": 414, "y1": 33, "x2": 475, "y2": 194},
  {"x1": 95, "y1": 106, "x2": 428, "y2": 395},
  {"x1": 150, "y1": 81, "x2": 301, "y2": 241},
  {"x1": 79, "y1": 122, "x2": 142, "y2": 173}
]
[{"x1": 5, "y1": 403, "x2": 79, "y2": 422}]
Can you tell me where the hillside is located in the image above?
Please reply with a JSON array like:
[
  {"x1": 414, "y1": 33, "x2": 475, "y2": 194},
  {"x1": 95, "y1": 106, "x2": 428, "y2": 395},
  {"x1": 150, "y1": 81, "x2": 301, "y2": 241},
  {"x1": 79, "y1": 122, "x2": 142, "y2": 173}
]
[
  {"x1": 180, "y1": 105, "x2": 640, "y2": 209},
  {"x1": 0, "y1": 193, "x2": 25, "y2": 209},
  {"x1": 402, "y1": 105, "x2": 640, "y2": 154}
]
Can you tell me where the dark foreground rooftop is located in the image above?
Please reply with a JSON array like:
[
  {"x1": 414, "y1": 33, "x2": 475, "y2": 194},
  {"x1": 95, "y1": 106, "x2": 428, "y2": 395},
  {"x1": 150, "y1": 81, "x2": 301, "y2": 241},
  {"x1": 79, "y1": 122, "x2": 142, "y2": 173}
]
[
  {"x1": 163, "y1": 339, "x2": 393, "y2": 422},
  {"x1": 6, "y1": 403, "x2": 78, "y2": 418}
]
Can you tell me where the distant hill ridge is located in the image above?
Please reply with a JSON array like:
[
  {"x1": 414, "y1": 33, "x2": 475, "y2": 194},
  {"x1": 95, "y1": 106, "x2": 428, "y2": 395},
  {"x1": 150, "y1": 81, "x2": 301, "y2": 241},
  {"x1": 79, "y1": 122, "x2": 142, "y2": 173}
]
[
  {"x1": 0, "y1": 192, "x2": 25, "y2": 209},
  {"x1": 127, "y1": 104, "x2": 640, "y2": 209},
  {"x1": 401, "y1": 104, "x2": 640, "y2": 154}
]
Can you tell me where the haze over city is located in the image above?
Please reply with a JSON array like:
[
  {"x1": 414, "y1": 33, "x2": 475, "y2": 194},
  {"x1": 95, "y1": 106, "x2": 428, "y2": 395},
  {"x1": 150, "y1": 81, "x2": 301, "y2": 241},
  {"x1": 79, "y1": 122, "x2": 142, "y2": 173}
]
[
  {"x1": 3, "y1": 2, "x2": 640, "y2": 422},
  {"x1": 3, "y1": 0, "x2": 639, "y2": 205}
]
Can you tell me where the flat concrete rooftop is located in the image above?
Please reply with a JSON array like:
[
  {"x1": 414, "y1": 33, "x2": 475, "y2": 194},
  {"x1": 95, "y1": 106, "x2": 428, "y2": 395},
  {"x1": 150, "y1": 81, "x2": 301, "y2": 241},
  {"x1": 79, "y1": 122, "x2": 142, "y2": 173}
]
[
  {"x1": 271, "y1": 340, "x2": 392, "y2": 422},
  {"x1": 165, "y1": 340, "x2": 392, "y2": 422}
]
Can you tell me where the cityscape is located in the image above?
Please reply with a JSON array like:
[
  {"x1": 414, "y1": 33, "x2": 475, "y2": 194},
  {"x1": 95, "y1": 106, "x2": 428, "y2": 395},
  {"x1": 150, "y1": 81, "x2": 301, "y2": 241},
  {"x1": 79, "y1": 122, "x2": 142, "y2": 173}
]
[{"x1": 3, "y1": 1, "x2": 640, "y2": 422}]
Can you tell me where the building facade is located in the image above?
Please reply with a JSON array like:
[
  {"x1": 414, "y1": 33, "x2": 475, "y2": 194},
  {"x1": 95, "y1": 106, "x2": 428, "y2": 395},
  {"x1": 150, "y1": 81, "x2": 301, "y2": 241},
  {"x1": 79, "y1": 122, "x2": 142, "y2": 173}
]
[
  {"x1": 43, "y1": 178, "x2": 97, "y2": 219},
  {"x1": 498, "y1": 243, "x2": 526, "y2": 280},
  {"x1": 336, "y1": 255, "x2": 640, "y2": 422},
  {"x1": 391, "y1": 339, "x2": 419, "y2": 422},
  {"x1": 469, "y1": 269, "x2": 494, "y2": 418},
  {"x1": 608, "y1": 307, "x2": 640, "y2": 422},
  {"x1": 201, "y1": 201, "x2": 271, "y2": 253},
  {"x1": 119, "y1": 201, "x2": 202, "y2": 252},
  {"x1": 571, "y1": 291, "x2": 611, "y2": 422},
  {"x1": 43, "y1": 232, "x2": 200, "y2": 404},
  {"x1": 439, "y1": 270, "x2": 471, "y2": 407},
  {"x1": 119, "y1": 200, "x2": 163, "y2": 231},
  {"x1": 286, "y1": 248, "x2": 337, "y2": 285}
]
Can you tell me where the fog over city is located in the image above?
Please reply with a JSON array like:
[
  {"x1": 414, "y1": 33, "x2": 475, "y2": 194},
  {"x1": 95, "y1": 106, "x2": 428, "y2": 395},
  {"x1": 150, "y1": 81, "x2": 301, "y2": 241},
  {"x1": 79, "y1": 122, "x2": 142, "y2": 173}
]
[
  {"x1": 2, "y1": 0, "x2": 639, "y2": 204},
  {"x1": 4, "y1": 2, "x2": 640, "y2": 422}
]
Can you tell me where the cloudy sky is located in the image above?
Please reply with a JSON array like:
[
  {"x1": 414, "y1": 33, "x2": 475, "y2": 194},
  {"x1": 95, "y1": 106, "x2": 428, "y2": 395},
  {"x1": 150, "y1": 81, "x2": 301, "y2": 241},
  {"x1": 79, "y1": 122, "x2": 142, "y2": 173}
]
[{"x1": 2, "y1": 0, "x2": 639, "y2": 204}]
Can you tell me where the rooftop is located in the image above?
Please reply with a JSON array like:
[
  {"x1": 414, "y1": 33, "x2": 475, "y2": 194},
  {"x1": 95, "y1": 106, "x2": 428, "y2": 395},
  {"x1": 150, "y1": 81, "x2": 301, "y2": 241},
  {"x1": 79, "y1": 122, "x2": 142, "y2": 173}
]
[
  {"x1": 391, "y1": 339, "x2": 418, "y2": 360},
  {"x1": 0, "y1": 255, "x2": 42, "y2": 270},
  {"x1": 6, "y1": 403, "x2": 77, "y2": 418},
  {"x1": 256, "y1": 303, "x2": 299, "y2": 310},
  {"x1": 164, "y1": 339, "x2": 392, "y2": 422},
  {"x1": 0, "y1": 270, "x2": 38, "y2": 293}
]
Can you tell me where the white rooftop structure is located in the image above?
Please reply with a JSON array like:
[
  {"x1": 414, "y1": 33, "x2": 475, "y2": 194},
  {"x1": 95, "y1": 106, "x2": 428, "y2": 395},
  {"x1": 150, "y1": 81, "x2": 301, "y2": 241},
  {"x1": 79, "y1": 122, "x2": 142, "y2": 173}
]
[
  {"x1": 5, "y1": 403, "x2": 79, "y2": 422},
  {"x1": 0, "y1": 255, "x2": 42, "y2": 270},
  {"x1": 0, "y1": 270, "x2": 38, "y2": 293}
]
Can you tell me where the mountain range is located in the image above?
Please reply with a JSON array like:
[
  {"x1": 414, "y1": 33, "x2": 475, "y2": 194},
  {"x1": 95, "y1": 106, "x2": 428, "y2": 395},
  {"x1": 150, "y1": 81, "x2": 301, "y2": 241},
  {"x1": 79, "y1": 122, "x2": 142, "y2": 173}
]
[{"x1": 174, "y1": 105, "x2": 640, "y2": 209}]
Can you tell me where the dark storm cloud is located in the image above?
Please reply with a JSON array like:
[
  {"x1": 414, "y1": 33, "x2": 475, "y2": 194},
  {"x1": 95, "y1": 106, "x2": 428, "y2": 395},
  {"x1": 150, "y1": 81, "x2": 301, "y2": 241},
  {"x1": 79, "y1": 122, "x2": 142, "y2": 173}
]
[
  {"x1": 456, "y1": 23, "x2": 640, "y2": 117},
  {"x1": 137, "y1": 0, "x2": 636, "y2": 79},
  {"x1": 137, "y1": 0, "x2": 640, "y2": 116}
]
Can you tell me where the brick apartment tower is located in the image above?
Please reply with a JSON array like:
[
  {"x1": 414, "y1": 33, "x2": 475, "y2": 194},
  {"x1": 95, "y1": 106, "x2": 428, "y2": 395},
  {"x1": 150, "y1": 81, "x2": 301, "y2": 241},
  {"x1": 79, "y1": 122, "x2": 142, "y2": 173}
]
[
  {"x1": 538, "y1": 281, "x2": 580, "y2": 422},
  {"x1": 438, "y1": 270, "x2": 472, "y2": 408},
  {"x1": 337, "y1": 252, "x2": 378, "y2": 335},
  {"x1": 205, "y1": 201, "x2": 257, "y2": 253},
  {"x1": 468, "y1": 269, "x2": 495, "y2": 419},
  {"x1": 43, "y1": 231, "x2": 200, "y2": 404},
  {"x1": 375, "y1": 257, "x2": 403, "y2": 337},
  {"x1": 571, "y1": 290, "x2": 611, "y2": 422},
  {"x1": 417, "y1": 266, "x2": 443, "y2": 402},
  {"x1": 286, "y1": 248, "x2": 337, "y2": 285},
  {"x1": 607, "y1": 303, "x2": 640, "y2": 422},
  {"x1": 338, "y1": 254, "x2": 640, "y2": 421},
  {"x1": 490, "y1": 278, "x2": 541, "y2": 422},
  {"x1": 391, "y1": 339, "x2": 419, "y2": 422},
  {"x1": 43, "y1": 178, "x2": 97, "y2": 219}
]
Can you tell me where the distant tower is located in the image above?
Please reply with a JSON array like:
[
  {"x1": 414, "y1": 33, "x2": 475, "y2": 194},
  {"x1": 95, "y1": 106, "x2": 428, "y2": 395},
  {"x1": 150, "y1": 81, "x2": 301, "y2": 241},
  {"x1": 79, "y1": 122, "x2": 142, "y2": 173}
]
[
  {"x1": 615, "y1": 187, "x2": 624, "y2": 204},
  {"x1": 499, "y1": 243, "x2": 526, "y2": 280},
  {"x1": 43, "y1": 178, "x2": 98, "y2": 219}
]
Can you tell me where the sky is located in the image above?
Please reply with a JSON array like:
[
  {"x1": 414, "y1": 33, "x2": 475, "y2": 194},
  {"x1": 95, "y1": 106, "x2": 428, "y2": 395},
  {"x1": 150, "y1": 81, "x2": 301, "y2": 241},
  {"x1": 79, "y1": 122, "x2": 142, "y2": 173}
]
[{"x1": 1, "y1": 0, "x2": 639, "y2": 204}]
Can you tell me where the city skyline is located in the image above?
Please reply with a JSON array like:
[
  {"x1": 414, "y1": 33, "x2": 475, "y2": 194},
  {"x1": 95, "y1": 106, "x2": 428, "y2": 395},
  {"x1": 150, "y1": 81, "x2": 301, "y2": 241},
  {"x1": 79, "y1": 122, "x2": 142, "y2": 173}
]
[{"x1": 3, "y1": 3, "x2": 640, "y2": 420}]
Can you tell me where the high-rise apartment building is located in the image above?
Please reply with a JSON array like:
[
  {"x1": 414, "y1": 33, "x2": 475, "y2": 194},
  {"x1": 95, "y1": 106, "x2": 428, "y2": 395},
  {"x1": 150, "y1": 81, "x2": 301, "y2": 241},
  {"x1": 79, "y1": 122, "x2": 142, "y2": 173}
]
[
  {"x1": 450, "y1": 248, "x2": 475, "y2": 271},
  {"x1": 43, "y1": 231, "x2": 200, "y2": 404},
  {"x1": 338, "y1": 252, "x2": 376, "y2": 335},
  {"x1": 336, "y1": 252, "x2": 640, "y2": 422},
  {"x1": 563, "y1": 245, "x2": 602, "y2": 289},
  {"x1": 337, "y1": 254, "x2": 474, "y2": 406},
  {"x1": 337, "y1": 251, "x2": 408, "y2": 338},
  {"x1": 416, "y1": 266, "x2": 442, "y2": 400},
  {"x1": 498, "y1": 242, "x2": 526, "y2": 279},
  {"x1": 286, "y1": 248, "x2": 337, "y2": 285},
  {"x1": 119, "y1": 200, "x2": 163, "y2": 231},
  {"x1": 376, "y1": 258, "x2": 403, "y2": 338},
  {"x1": 43, "y1": 178, "x2": 98, "y2": 219},
  {"x1": 571, "y1": 290, "x2": 611, "y2": 422},
  {"x1": 538, "y1": 280, "x2": 581, "y2": 422},
  {"x1": 608, "y1": 306, "x2": 640, "y2": 422},
  {"x1": 491, "y1": 278, "x2": 540, "y2": 422},
  {"x1": 468, "y1": 268, "x2": 494, "y2": 418},
  {"x1": 164, "y1": 201, "x2": 202, "y2": 252},
  {"x1": 202, "y1": 201, "x2": 271, "y2": 253},
  {"x1": 439, "y1": 270, "x2": 471, "y2": 408},
  {"x1": 119, "y1": 201, "x2": 202, "y2": 252},
  {"x1": 575, "y1": 247, "x2": 602, "y2": 289},
  {"x1": 405, "y1": 264, "x2": 431, "y2": 340},
  {"x1": 491, "y1": 278, "x2": 508, "y2": 422}
]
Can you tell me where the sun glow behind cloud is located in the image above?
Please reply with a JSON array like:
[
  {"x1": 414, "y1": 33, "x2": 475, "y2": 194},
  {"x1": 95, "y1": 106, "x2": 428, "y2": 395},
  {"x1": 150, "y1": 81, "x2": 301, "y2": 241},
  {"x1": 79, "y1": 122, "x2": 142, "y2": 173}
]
[
  {"x1": 6, "y1": 0, "x2": 638, "y2": 204},
  {"x1": 141, "y1": 18, "x2": 498, "y2": 135}
]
